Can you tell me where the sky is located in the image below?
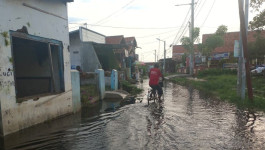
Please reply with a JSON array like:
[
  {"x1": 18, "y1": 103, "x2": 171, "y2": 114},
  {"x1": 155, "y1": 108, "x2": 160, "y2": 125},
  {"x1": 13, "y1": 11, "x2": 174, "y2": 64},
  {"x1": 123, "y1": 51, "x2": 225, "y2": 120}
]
[{"x1": 68, "y1": 0, "x2": 259, "y2": 62}]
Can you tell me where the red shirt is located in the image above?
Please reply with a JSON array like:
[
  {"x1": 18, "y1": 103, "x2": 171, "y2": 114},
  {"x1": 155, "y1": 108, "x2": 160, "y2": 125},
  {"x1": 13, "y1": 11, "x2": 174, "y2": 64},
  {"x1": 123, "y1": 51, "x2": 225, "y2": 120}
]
[{"x1": 149, "y1": 68, "x2": 162, "y2": 85}]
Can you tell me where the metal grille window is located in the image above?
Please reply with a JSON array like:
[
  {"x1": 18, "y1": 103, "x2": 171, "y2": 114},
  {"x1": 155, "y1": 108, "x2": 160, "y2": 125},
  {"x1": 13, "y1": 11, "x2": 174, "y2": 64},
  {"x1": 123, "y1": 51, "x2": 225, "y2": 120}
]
[{"x1": 10, "y1": 31, "x2": 65, "y2": 102}]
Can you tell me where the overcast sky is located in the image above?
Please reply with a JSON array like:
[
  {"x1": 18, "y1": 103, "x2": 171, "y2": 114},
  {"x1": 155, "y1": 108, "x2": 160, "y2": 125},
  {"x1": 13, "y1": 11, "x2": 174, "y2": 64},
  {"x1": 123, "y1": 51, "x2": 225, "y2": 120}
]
[{"x1": 68, "y1": 0, "x2": 258, "y2": 62}]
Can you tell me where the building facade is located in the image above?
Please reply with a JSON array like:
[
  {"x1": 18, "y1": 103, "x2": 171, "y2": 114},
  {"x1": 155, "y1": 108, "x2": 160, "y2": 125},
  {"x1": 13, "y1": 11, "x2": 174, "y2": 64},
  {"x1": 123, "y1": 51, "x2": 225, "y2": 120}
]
[
  {"x1": 70, "y1": 27, "x2": 103, "y2": 72},
  {"x1": 0, "y1": 0, "x2": 74, "y2": 136}
]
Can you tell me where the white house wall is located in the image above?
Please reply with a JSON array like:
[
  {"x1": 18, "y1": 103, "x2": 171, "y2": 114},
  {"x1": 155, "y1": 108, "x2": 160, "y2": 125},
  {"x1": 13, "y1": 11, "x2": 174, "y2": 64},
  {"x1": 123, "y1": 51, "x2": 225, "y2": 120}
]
[
  {"x1": 80, "y1": 28, "x2": 105, "y2": 44},
  {"x1": 70, "y1": 32, "x2": 82, "y2": 69},
  {"x1": 0, "y1": 0, "x2": 73, "y2": 135}
]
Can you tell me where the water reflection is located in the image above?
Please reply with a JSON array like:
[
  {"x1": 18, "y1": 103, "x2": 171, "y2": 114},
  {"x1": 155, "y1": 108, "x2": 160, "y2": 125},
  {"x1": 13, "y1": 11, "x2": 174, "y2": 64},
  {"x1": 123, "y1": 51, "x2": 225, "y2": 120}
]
[{"x1": 0, "y1": 80, "x2": 265, "y2": 149}]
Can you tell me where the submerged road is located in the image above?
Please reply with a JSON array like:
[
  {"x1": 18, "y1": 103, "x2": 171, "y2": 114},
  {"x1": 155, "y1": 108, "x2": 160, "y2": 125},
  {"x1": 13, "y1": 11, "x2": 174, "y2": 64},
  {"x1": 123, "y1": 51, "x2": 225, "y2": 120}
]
[{"x1": 1, "y1": 80, "x2": 265, "y2": 149}]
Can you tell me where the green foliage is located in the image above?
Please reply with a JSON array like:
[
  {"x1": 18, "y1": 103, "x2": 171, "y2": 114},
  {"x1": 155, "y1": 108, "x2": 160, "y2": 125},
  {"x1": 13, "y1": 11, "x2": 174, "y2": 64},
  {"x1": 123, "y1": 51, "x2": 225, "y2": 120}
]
[
  {"x1": 197, "y1": 68, "x2": 237, "y2": 78},
  {"x1": 1, "y1": 32, "x2": 10, "y2": 46},
  {"x1": 248, "y1": 32, "x2": 265, "y2": 61},
  {"x1": 181, "y1": 27, "x2": 200, "y2": 54},
  {"x1": 120, "y1": 80, "x2": 143, "y2": 95},
  {"x1": 199, "y1": 25, "x2": 227, "y2": 57},
  {"x1": 27, "y1": 22, "x2": 31, "y2": 27},
  {"x1": 8, "y1": 57, "x2": 13, "y2": 64},
  {"x1": 171, "y1": 71, "x2": 265, "y2": 112},
  {"x1": 215, "y1": 25, "x2": 228, "y2": 36},
  {"x1": 81, "y1": 85, "x2": 98, "y2": 105},
  {"x1": 250, "y1": 0, "x2": 265, "y2": 30}
]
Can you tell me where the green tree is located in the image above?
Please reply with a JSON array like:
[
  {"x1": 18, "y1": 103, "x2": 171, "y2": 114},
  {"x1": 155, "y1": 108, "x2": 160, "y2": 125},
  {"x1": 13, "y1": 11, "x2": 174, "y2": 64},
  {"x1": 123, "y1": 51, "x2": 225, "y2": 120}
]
[
  {"x1": 249, "y1": 0, "x2": 265, "y2": 30},
  {"x1": 215, "y1": 25, "x2": 228, "y2": 36},
  {"x1": 199, "y1": 25, "x2": 228, "y2": 67},
  {"x1": 200, "y1": 25, "x2": 227, "y2": 57},
  {"x1": 180, "y1": 27, "x2": 200, "y2": 54},
  {"x1": 248, "y1": 32, "x2": 265, "y2": 63}
]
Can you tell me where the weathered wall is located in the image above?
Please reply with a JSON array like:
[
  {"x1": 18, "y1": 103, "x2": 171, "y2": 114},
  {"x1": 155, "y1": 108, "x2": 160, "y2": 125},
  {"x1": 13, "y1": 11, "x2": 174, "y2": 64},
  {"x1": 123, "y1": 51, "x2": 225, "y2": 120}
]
[
  {"x1": 71, "y1": 70, "x2": 81, "y2": 113},
  {"x1": 80, "y1": 27, "x2": 105, "y2": 44},
  {"x1": 69, "y1": 32, "x2": 82, "y2": 69},
  {"x1": 69, "y1": 28, "x2": 103, "y2": 71},
  {"x1": 0, "y1": 0, "x2": 73, "y2": 135},
  {"x1": 80, "y1": 42, "x2": 102, "y2": 72}
]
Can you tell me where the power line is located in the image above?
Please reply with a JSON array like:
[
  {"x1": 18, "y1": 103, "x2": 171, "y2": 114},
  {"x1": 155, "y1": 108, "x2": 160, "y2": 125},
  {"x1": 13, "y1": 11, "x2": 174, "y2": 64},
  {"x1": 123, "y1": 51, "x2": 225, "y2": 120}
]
[
  {"x1": 95, "y1": 0, "x2": 136, "y2": 25},
  {"x1": 195, "y1": 0, "x2": 207, "y2": 18},
  {"x1": 68, "y1": 23, "x2": 183, "y2": 30},
  {"x1": 136, "y1": 29, "x2": 179, "y2": 38},
  {"x1": 171, "y1": 0, "x2": 202, "y2": 46},
  {"x1": 171, "y1": 8, "x2": 191, "y2": 45},
  {"x1": 200, "y1": 0, "x2": 216, "y2": 27}
]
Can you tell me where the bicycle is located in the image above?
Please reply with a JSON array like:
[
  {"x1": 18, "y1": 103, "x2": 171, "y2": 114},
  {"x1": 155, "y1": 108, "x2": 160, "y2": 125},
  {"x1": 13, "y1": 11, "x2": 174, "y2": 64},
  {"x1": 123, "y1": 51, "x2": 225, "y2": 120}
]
[{"x1": 147, "y1": 88, "x2": 158, "y2": 105}]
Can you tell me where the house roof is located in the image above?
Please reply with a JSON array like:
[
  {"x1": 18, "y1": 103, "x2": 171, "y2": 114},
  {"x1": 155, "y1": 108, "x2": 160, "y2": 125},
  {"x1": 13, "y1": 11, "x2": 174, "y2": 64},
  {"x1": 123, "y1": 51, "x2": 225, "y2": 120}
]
[
  {"x1": 125, "y1": 37, "x2": 137, "y2": 46},
  {"x1": 105, "y1": 35, "x2": 126, "y2": 44},
  {"x1": 69, "y1": 27, "x2": 105, "y2": 37}
]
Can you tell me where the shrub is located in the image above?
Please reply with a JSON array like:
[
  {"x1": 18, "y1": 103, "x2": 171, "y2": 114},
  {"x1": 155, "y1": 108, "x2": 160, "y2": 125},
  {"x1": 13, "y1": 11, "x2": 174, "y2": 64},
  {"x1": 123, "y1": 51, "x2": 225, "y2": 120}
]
[{"x1": 120, "y1": 80, "x2": 143, "y2": 95}]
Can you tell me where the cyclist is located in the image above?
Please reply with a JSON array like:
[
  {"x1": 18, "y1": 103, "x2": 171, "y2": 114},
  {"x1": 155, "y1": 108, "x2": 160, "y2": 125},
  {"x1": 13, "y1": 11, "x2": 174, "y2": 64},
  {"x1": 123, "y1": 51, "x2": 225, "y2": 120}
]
[{"x1": 149, "y1": 63, "x2": 164, "y2": 101}]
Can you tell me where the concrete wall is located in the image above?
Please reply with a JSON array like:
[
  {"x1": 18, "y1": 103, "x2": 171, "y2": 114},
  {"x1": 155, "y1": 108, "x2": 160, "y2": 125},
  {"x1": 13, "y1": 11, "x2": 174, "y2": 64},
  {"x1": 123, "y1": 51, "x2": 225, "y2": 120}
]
[
  {"x1": 0, "y1": 0, "x2": 73, "y2": 135},
  {"x1": 80, "y1": 72, "x2": 98, "y2": 86},
  {"x1": 80, "y1": 27, "x2": 105, "y2": 44},
  {"x1": 95, "y1": 69, "x2": 105, "y2": 100},
  {"x1": 105, "y1": 77, "x2": 111, "y2": 86},
  {"x1": 70, "y1": 32, "x2": 102, "y2": 72},
  {"x1": 80, "y1": 42, "x2": 102, "y2": 72},
  {"x1": 71, "y1": 70, "x2": 81, "y2": 113},
  {"x1": 69, "y1": 32, "x2": 82, "y2": 69}
]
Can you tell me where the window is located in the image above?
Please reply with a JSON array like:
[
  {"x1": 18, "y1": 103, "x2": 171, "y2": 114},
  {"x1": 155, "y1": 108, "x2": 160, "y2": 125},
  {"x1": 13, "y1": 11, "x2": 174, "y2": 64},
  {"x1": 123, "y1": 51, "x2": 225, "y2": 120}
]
[{"x1": 11, "y1": 32, "x2": 64, "y2": 102}]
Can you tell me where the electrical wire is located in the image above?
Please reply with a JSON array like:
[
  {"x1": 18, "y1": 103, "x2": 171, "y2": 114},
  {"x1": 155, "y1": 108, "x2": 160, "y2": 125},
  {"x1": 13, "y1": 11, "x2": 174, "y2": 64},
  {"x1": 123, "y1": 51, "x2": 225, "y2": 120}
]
[
  {"x1": 171, "y1": 0, "x2": 202, "y2": 46},
  {"x1": 95, "y1": 0, "x2": 135, "y2": 25},
  {"x1": 68, "y1": 23, "x2": 182, "y2": 30},
  {"x1": 136, "y1": 29, "x2": 179, "y2": 38},
  {"x1": 200, "y1": 0, "x2": 217, "y2": 27}
]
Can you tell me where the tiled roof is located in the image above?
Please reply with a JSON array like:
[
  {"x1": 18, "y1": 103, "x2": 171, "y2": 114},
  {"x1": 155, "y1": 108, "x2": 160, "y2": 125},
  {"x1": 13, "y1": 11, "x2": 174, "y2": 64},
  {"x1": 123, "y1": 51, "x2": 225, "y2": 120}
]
[
  {"x1": 125, "y1": 37, "x2": 137, "y2": 47},
  {"x1": 105, "y1": 35, "x2": 125, "y2": 44}
]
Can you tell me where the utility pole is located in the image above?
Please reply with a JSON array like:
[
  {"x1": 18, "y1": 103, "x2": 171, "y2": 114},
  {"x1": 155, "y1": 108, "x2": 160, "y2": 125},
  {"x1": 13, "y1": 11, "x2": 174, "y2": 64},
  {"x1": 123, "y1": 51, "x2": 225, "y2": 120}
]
[
  {"x1": 238, "y1": 0, "x2": 249, "y2": 100},
  {"x1": 175, "y1": 1, "x2": 196, "y2": 76},
  {"x1": 156, "y1": 38, "x2": 166, "y2": 74},
  {"x1": 164, "y1": 41, "x2": 166, "y2": 74},
  {"x1": 238, "y1": 0, "x2": 253, "y2": 100},
  {"x1": 154, "y1": 50, "x2": 157, "y2": 62},
  {"x1": 190, "y1": 0, "x2": 195, "y2": 76}
]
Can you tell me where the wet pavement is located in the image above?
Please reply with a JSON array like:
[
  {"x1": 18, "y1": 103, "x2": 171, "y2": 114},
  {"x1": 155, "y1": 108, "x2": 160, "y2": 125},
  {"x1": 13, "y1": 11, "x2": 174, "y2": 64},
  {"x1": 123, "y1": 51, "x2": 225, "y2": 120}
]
[{"x1": 1, "y1": 79, "x2": 265, "y2": 150}]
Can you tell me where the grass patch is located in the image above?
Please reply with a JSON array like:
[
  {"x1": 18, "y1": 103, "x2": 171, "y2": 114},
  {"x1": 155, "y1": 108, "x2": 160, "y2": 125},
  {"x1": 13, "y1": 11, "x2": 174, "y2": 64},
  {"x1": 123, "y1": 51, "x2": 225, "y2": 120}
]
[
  {"x1": 81, "y1": 85, "x2": 99, "y2": 106},
  {"x1": 120, "y1": 80, "x2": 143, "y2": 95},
  {"x1": 164, "y1": 72, "x2": 180, "y2": 77},
  {"x1": 171, "y1": 70, "x2": 265, "y2": 112}
]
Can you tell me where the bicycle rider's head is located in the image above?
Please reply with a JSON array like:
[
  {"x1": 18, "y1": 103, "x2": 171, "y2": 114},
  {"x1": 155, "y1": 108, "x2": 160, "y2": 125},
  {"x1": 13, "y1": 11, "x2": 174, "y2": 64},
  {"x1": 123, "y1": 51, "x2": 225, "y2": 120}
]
[{"x1": 154, "y1": 63, "x2": 159, "y2": 68}]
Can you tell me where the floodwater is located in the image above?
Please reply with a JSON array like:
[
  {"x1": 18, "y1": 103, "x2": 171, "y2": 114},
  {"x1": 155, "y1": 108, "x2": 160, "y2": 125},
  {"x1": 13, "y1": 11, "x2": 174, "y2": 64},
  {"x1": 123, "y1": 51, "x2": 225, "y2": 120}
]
[{"x1": 1, "y1": 80, "x2": 265, "y2": 150}]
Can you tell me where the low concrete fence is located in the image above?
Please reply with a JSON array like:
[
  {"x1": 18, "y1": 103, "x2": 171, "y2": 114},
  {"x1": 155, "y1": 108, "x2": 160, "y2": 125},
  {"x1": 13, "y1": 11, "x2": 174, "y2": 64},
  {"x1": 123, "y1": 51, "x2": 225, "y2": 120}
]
[
  {"x1": 80, "y1": 72, "x2": 98, "y2": 86},
  {"x1": 71, "y1": 70, "x2": 81, "y2": 113}
]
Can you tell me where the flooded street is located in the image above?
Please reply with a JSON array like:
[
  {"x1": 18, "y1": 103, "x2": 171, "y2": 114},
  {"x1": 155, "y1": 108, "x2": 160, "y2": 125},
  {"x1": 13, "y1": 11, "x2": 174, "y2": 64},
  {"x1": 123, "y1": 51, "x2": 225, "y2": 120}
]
[{"x1": 1, "y1": 80, "x2": 265, "y2": 150}]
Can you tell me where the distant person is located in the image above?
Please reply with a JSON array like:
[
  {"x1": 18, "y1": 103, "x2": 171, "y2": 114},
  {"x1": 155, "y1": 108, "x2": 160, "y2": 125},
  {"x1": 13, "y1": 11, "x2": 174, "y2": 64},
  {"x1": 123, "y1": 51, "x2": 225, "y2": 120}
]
[
  {"x1": 149, "y1": 63, "x2": 163, "y2": 101},
  {"x1": 76, "y1": 66, "x2": 82, "y2": 72}
]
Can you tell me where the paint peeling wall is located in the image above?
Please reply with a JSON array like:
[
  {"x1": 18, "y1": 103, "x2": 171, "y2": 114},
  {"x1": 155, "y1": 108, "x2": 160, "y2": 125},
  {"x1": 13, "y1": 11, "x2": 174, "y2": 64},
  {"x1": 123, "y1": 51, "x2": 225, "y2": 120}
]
[
  {"x1": 0, "y1": 0, "x2": 73, "y2": 135},
  {"x1": 69, "y1": 30, "x2": 102, "y2": 72}
]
